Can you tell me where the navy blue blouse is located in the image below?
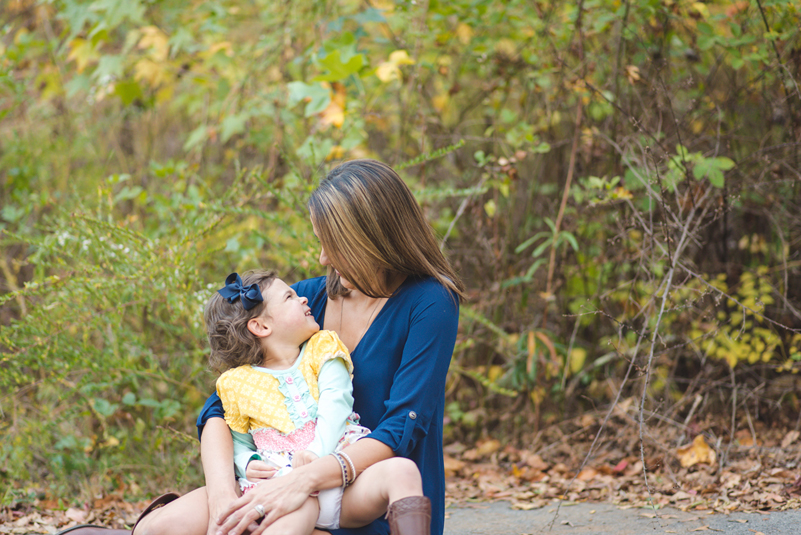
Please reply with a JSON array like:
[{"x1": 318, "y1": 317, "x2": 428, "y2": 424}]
[{"x1": 197, "y1": 275, "x2": 459, "y2": 535}]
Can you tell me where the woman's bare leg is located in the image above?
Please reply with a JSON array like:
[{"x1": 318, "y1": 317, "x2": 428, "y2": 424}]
[{"x1": 338, "y1": 457, "x2": 422, "y2": 528}]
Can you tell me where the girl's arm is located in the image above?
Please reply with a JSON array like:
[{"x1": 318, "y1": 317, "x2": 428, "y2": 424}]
[
  {"x1": 232, "y1": 429, "x2": 263, "y2": 479},
  {"x1": 302, "y1": 357, "x2": 353, "y2": 461}
]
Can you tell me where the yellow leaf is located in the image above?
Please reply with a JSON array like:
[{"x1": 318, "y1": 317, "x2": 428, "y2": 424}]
[
  {"x1": 432, "y1": 92, "x2": 450, "y2": 112},
  {"x1": 155, "y1": 84, "x2": 174, "y2": 104},
  {"x1": 456, "y1": 23, "x2": 473, "y2": 45},
  {"x1": 611, "y1": 186, "x2": 633, "y2": 200},
  {"x1": 484, "y1": 199, "x2": 496, "y2": 218},
  {"x1": 138, "y1": 26, "x2": 169, "y2": 61},
  {"x1": 534, "y1": 331, "x2": 558, "y2": 366},
  {"x1": 625, "y1": 65, "x2": 640, "y2": 85},
  {"x1": 488, "y1": 365, "x2": 504, "y2": 383},
  {"x1": 134, "y1": 58, "x2": 168, "y2": 87},
  {"x1": 691, "y1": 2, "x2": 710, "y2": 18},
  {"x1": 389, "y1": 50, "x2": 415, "y2": 66},
  {"x1": 319, "y1": 82, "x2": 346, "y2": 129},
  {"x1": 326, "y1": 145, "x2": 345, "y2": 161},
  {"x1": 14, "y1": 28, "x2": 29, "y2": 45},
  {"x1": 368, "y1": 0, "x2": 395, "y2": 10},
  {"x1": 67, "y1": 38, "x2": 100, "y2": 73},
  {"x1": 36, "y1": 65, "x2": 63, "y2": 100},
  {"x1": 376, "y1": 61, "x2": 400, "y2": 83},
  {"x1": 376, "y1": 50, "x2": 414, "y2": 83},
  {"x1": 530, "y1": 386, "x2": 545, "y2": 405},
  {"x1": 208, "y1": 41, "x2": 234, "y2": 57},
  {"x1": 676, "y1": 434, "x2": 717, "y2": 468},
  {"x1": 494, "y1": 39, "x2": 517, "y2": 59},
  {"x1": 569, "y1": 348, "x2": 586, "y2": 375},
  {"x1": 526, "y1": 331, "x2": 536, "y2": 374}
]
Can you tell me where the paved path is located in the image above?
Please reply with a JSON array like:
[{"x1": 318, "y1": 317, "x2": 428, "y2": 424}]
[{"x1": 444, "y1": 501, "x2": 801, "y2": 534}]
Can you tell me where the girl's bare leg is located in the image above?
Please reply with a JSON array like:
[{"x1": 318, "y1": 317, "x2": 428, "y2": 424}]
[
  {"x1": 133, "y1": 487, "x2": 210, "y2": 535},
  {"x1": 262, "y1": 496, "x2": 319, "y2": 535},
  {"x1": 338, "y1": 457, "x2": 422, "y2": 528}
]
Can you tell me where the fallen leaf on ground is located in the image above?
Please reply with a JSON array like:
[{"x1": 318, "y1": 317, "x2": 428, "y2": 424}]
[
  {"x1": 523, "y1": 453, "x2": 549, "y2": 471},
  {"x1": 676, "y1": 435, "x2": 717, "y2": 468},
  {"x1": 65, "y1": 508, "x2": 87, "y2": 523},
  {"x1": 444, "y1": 455, "x2": 465, "y2": 476},
  {"x1": 577, "y1": 467, "x2": 599, "y2": 481},
  {"x1": 781, "y1": 430, "x2": 800, "y2": 449}
]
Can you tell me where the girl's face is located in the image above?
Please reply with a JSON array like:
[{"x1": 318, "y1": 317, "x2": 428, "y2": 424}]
[
  {"x1": 262, "y1": 278, "x2": 319, "y2": 343},
  {"x1": 311, "y1": 219, "x2": 356, "y2": 290}
]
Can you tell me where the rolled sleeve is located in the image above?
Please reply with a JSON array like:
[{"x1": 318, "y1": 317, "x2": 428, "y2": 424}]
[
  {"x1": 197, "y1": 392, "x2": 225, "y2": 440},
  {"x1": 367, "y1": 287, "x2": 458, "y2": 457}
]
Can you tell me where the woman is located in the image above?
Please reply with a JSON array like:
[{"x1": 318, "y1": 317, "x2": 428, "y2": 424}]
[{"x1": 65, "y1": 159, "x2": 463, "y2": 535}]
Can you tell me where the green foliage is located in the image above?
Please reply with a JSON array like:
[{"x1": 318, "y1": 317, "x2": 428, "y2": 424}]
[
  {"x1": 2, "y1": 0, "x2": 800, "y2": 500},
  {"x1": 509, "y1": 218, "x2": 579, "y2": 288}
]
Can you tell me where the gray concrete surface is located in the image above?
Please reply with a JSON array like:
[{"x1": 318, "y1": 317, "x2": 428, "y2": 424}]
[{"x1": 444, "y1": 500, "x2": 801, "y2": 534}]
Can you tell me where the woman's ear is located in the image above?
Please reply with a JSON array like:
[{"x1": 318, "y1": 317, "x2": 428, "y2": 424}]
[{"x1": 247, "y1": 316, "x2": 272, "y2": 339}]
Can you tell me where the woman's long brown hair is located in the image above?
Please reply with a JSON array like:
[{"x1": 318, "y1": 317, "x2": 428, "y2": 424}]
[{"x1": 309, "y1": 159, "x2": 465, "y2": 300}]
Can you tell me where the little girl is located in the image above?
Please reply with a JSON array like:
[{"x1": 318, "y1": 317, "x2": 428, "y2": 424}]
[{"x1": 204, "y1": 270, "x2": 431, "y2": 535}]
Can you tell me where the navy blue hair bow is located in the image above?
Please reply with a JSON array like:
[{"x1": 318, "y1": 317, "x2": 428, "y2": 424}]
[{"x1": 217, "y1": 273, "x2": 264, "y2": 310}]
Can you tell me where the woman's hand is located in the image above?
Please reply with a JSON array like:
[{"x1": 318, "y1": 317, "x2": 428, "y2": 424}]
[
  {"x1": 215, "y1": 463, "x2": 318, "y2": 535},
  {"x1": 201, "y1": 418, "x2": 247, "y2": 535},
  {"x1": 245, "y1": 460, "x2": 278, "y2": 481},
  {"x1": 292, "y1": 450, "x2": 318, "y2": 468},
  {"x1": 206, "y1": 489, "x2": 244, "y2": 535}
]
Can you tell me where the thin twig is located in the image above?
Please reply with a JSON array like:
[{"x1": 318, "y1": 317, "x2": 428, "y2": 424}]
[{"x1": 542, "y1": 102, "x2": 583, "y2": 328}]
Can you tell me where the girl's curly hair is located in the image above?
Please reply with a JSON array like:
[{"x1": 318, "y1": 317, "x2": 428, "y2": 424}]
[{"x1": 204, "y1": 270, "x2": 276, "y2": 373}]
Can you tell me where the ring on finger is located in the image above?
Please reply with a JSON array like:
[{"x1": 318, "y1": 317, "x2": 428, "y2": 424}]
[{"x1": 254, "y1": 504, "x2": 266, "y2": 518}]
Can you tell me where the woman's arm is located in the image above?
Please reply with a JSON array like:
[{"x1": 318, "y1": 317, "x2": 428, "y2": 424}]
[
  {"x1": 200, "y1": 418, "x2": 241, "y2": 535},
  {"x1": 367, "y1": 283, "x2": 459, "y2": 457},
  {"x1": 216, "y1": 437, "x2": 393, "y2": 535}
]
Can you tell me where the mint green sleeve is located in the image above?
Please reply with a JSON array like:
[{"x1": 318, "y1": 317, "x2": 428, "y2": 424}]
[
  {"x1": 306, "y1": 358, "x2": 353, "y2": 458},
  {"x1": 231, "y1": 428, "x2": 260, "y2": 480}
]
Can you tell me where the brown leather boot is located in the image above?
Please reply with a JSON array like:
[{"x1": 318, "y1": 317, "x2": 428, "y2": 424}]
[
  {"x1": 386, "y1": 496, "x2": 431, "y2": 535},
  {"x1": 54, "y1": 492, "x2": 179, "y2": 535}
]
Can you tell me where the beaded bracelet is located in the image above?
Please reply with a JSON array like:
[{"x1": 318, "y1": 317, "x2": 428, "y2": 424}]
[
  {"x1": 340, "y1": 451, "x2": 357, "y2": 484},
  {"x1": 331, "y1": 452, "x2": 349, "y2": 487}
]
